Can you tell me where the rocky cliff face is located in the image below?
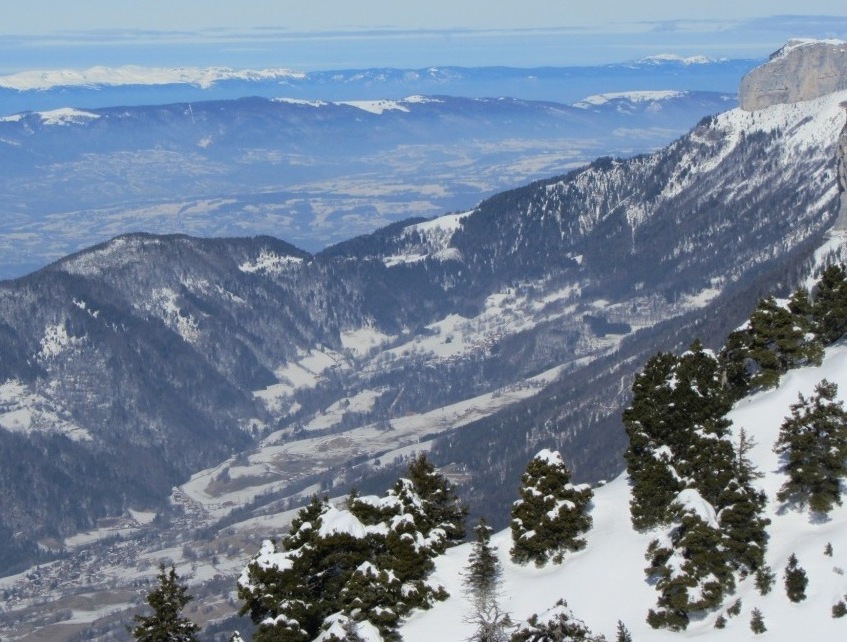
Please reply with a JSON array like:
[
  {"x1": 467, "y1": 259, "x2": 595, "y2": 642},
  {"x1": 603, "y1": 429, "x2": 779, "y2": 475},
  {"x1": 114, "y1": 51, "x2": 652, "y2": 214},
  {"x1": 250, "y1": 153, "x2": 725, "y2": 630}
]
[
  {"x1": 836, "y1": 116, "x2": 847, "y2": 230},
  {"x1": 740, "y1": 39, "x2": 847, "y2": 111}
]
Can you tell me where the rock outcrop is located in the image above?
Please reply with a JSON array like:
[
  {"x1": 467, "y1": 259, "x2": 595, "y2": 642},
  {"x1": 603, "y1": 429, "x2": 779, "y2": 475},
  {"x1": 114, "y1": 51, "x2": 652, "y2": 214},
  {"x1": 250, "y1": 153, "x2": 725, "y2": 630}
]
[{"x1": 740, "y1": 39, "x2": 847, "y2": 111}]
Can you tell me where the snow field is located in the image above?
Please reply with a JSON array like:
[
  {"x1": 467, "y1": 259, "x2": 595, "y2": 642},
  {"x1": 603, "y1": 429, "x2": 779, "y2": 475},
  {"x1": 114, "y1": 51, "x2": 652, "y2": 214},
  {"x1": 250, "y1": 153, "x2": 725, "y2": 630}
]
[{"x1": 402, "y1": 344, "x2": 847, "y2": 641}]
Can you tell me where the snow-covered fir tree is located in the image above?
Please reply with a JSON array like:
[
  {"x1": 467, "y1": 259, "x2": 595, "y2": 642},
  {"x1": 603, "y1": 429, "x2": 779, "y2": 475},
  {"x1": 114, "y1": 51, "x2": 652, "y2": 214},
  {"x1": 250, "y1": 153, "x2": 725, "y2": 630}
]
[
  {"x1": 811, "y1": 264, "x2": 847, "y2": 344},
  {"x1": 511, "y1": 599, "x2": 603, "y2": 641},
  {"x1": 510, "y1": 450, "x2": 593, "y2": 567},
  {"x1": 731, "y1": 295, "x2": 822, "y2": 390},
  {"x1": 645, "y1": 491, "x2": 735, "y2": 630},
  {"x1": 463, "y1": 518, "x2": 510, "y2": 642},
  {"x1": 237, "y1": 455, "x2": 464, "y2": 641},
  {"x1": 775, "y1": 379, "x2": 847, "y2": 513},
  {"x1": 716, "y1": 429, "x2": 770, "y2": 573},
  {"x1": 783, "y1": 553, "x2": 808, "y2": 602},
  {"x1": 624, "y1": 342, "x2": 735, "y2": 530},
  {"x1": 624, "y1": 341, "x2": 770, "y2": 629},
  {"x1": 404, "y1": 452, "x2": 468, "y2": 551},
  {"x1": 131, "y1": 564, "x2": 200, "y2": 642}
]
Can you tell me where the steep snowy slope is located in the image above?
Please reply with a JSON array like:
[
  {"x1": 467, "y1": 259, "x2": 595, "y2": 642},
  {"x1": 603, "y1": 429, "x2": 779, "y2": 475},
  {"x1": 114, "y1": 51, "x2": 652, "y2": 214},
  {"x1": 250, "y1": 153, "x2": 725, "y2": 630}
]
[{"x1": 402, "y1": 345, "x2": 847, "y2": 641}]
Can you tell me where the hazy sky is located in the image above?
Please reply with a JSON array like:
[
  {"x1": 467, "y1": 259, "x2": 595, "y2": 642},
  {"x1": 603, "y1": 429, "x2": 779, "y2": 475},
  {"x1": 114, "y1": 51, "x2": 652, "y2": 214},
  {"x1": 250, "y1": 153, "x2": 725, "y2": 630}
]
[{"x1": 2, "y1": 1, "x2": 847, "y2": 71}]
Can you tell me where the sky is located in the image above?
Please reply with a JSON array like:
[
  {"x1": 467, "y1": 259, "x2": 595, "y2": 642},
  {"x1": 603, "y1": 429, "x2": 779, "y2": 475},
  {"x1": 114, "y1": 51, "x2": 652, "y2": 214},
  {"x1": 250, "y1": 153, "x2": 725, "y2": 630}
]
[{"x1": 1, "y1": 2, "x2": 847, "y2": 71}]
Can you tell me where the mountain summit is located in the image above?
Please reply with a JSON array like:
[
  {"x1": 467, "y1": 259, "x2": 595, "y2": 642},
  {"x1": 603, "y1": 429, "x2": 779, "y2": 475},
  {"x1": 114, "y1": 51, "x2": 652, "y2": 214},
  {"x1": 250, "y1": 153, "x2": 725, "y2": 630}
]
[{"x1": 740, "y1": 38, "x2": 847, "y2": 110}]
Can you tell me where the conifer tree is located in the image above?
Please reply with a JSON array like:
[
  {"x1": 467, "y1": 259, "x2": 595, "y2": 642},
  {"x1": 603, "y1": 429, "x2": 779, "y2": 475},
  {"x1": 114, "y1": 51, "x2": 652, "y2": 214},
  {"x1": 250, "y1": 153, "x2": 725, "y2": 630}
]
[
  {"x1": 510, "y1": 450, "x2": 593, "y2": 566},
  {"x1": 645, "y1": 499, "x2": 735, "y2": 631},
  {"x1": 732, "y1": 295, "x2": 822, "y2": 390},
  {"x1": 812, "y1": 263, "x2": 847, "y2": 343},
  {"x1": 615, "y1": 620, "x2": 633, "y2": 642},
  {"x1": 239, "y1": 457, "x2": 465, "y2": 642},
  {"x1": 511, "y1": 599, "x2": 601, "y2": 641},
  {"x1": 720, "y1": 289, "x2": 824, "y2": 397},
  {"x1": 719, "y1": 329, "x2": 753, "y2": 400},
  {"x1": 625, "y1": 343, "x2": 735, "y2": 530},
  {"x1": 754, "y1": 565, "x2": 775, "y2": 595},
  {"x1": 464, "y1": 518, "x2": 502, "y2": 605},
  {"x1": 405, "y1": 453, "x2": 468, "y2": 550},
  {"x1": 783, "y1": 553, "x2": 808, "y2": 602},
  {"x1": 717, "y1": 429, "x2": 770, "y2": 573},
  {"x1": 337, "y1": 563, "x2": 402, "y2": 635},
  {"x1": 131, "y1": 564, "x2": 200, "y2": 642},
  {"x1": 750, "y1": 608, "x2": 766, "y2": 634},
  {"x1": 775, "y1": 379, "x2": 847, "y2": 513},
  {"x1": 726, "y1": 598, "x2": 741, "y2": 617},
  {"x1": 464, "y1": 518, "x2": 511, "y2": 642}
]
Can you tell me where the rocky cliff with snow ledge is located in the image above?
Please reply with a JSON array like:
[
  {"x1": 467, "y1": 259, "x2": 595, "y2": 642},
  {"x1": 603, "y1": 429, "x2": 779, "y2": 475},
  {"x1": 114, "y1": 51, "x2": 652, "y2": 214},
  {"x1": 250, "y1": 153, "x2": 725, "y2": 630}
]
[{"x1": 740, "y1": 39, "x2": 847, "y2": 111}]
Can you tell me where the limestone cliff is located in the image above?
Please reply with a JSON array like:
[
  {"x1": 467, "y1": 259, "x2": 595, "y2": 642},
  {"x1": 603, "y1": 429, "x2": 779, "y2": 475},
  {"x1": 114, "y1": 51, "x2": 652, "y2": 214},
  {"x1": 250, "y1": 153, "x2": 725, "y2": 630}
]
[{"x1": 740, "y1": 39, "x2": 847, "y2": 111}]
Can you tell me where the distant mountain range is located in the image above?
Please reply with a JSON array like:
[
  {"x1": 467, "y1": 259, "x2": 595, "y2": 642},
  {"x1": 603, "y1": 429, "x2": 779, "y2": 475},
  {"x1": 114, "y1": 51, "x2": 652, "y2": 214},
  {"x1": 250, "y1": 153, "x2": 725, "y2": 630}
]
[
  {"x1": 0, "y1": 57, "x2": 758, "y2": 112},
  {"x1": 0, "y1": 90, "x2": 735, "y2": 278}
]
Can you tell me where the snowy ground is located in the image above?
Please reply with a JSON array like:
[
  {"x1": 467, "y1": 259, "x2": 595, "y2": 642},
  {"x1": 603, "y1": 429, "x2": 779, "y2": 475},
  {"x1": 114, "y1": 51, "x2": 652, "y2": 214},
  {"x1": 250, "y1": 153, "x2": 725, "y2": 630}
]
[{"x1": 401, "y1": 344, "x2": 847, "y2": 641}]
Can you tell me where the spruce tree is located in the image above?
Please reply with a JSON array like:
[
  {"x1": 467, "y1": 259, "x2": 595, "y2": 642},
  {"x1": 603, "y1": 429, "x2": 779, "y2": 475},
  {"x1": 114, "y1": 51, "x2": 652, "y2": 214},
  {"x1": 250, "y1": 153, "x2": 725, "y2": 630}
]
[
  {"x1": 749, "y1": 608, "x2": 766, "y2": 634},
  {"x1": 775, "y1": 379, "x2": 847, "y2": 513},
  {"x1": 239, "y1": 456, "x2": 465, "y2": 642},
  {"x1": 717, "y1": 429, "x2": 770, "y2": 573},
  {"x1": 510, "y1": 450, "x2": 593, "y2": 566},
  {"x1": 131, "y1": 564, "x2": 200, "y2": 642},
  {"x1": 812, "y1": 263, "x2": 847, "y2": 343},
  {"x1": 463, "y1": 518, "x2": 511, "y2": 642},
  {"x1": 511, "y1": 599, "x2": 601, "y2": 641},
  {"x1": 744, "y1": 296, "x2": 821, "y2": 389},
  {"x1": 754, "y1": 565, "x2": 775, "y2": 595},
  {"x1": 783, "y1": 553, "x2": 808, "y2": 602},
  {"x1": 406, "y1": 453, "x2": 468, "y2": 550},
  {"x1": 615, "y1": 620, "x2": 633, "y2": 642},
  {"x1": 645, "y1": 500, "x2": 735, "y2": 631},
  {"x1": 719, "y1": 329, "x2": 753, "y2": 400},
  {"x1": 624, "y1": 351, "x2": 685, "y2": 529},
  {"x1": 726, "y1": 598, "x2": 741, "y2": 617},
  {"x1": 625, "y1": 343, "x2": 735, "y2": 530},
  {"x1": 464, "y1": 518, "x2": 502, "y2": 603}
]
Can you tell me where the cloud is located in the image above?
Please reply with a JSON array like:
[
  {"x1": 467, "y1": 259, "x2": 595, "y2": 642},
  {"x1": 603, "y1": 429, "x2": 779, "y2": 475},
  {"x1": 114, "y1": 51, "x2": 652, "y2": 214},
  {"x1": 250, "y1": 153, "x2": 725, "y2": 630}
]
[{"x1": 740, "y1": 14, "x2": 847, "y2": 35}]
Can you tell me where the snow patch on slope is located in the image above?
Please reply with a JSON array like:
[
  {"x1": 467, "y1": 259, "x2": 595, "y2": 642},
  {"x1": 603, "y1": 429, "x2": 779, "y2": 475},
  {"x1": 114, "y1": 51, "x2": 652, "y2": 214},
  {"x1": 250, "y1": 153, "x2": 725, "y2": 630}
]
[
  {"x1": 39, "y1": 323, "x2": 83, "y2": 360},
  {"x1": 0, "y1": 379, "x2": 91, "y2": 441},
  {"x1": 661, "y1": 88, "x2": 847, "y2": 201},
  {"x1": 144, "y1": 288, "x2": 200, "y2": 344},
  {"x1": 402, "y1": 343, "x2": 847, "y2": 642},
  {"x1": 382, "y1": 211, "x2": 471, "y2": 267},
  {"x1": 239, "y1": 250, "x2": 303, "y2": 275},
  {"x1": 340, "y1": 100, "x2": 410, "y2": 114}
]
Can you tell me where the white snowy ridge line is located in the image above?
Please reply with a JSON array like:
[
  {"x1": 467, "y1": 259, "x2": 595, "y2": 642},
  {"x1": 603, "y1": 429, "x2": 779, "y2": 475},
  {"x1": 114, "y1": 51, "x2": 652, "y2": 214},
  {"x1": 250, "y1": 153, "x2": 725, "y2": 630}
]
[
  {"x1": 638, "y1": 54, "x2": 716, "y2": 65},
  {"x1": 0, "y1": 65, "x2": 307, "y2": 91},
  {"x1": 772, "y1": 38, "x2": 847, "y2": 60},
  {"x1": 573, "y1": 90, "x2": 686, "y2": 108},
  {"x1": 271, "y1": 95, "x2": 444, "y2": 112}
]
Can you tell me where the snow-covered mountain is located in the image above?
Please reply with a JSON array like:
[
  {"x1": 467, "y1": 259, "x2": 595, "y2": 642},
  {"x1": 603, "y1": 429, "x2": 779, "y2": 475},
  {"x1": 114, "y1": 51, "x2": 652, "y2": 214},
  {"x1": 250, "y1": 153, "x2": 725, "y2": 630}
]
[
  {"x1": 0, "y1": 90, "x2": 733, "y2": 279},
  {"x1": 0, "y1": 58, "x2": 756, "y2": 112},
  {"x1": 0, "y1": 40, "x2": 845, "y2": 640},
  {"x1": 401, "y1": 343, "x2": 847, "y2": 642}
]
